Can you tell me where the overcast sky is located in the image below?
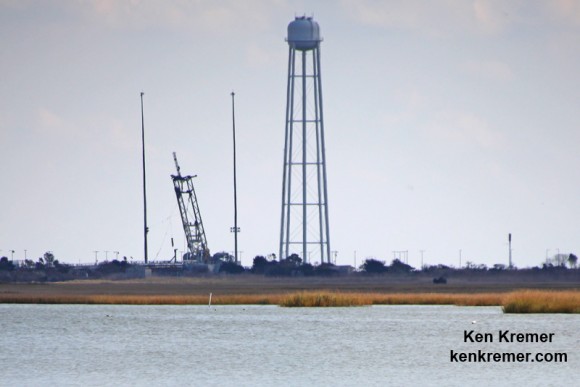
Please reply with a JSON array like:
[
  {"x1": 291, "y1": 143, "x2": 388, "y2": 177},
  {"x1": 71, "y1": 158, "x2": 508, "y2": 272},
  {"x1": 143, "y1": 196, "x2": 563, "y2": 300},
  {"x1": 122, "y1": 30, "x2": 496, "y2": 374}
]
[{"x1": 1, "y1": 1, "x2": 579, "y2": 268}]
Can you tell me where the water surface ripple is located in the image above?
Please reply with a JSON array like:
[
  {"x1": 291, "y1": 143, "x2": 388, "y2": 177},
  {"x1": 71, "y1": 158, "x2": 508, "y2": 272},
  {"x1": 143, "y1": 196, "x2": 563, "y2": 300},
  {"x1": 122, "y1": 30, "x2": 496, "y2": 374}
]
[{"x1": 1, "y1": 305, "x2": 577, "y2": 386}]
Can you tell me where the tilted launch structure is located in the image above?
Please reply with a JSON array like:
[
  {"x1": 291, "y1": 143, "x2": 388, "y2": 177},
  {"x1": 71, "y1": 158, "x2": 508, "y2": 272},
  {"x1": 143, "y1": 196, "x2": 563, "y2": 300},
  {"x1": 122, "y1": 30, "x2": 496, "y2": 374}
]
[
  {"x1": 279, "y1": 16, "x2": 331, "y2": 264},
  {"x1": 171, "y1": 152, "x2": 209, "y2": 263}
]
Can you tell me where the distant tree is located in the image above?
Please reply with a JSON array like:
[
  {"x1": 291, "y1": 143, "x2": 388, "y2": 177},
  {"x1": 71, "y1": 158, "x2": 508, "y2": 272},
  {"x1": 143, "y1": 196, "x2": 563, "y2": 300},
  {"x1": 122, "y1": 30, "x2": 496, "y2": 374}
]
[
  {"x1": 361, "y1": 258, "x2": 387, "y2": 274},
  {"x1": 23, "y1": 259, "x2": 35, "y2": 269},
  {"x1": 314, "y1": 263, "x2": 337, "y2": 276},
  {"x1": 389, "y1": 259, "x2": 414, "y2": 273},
  {"x1": 219, "y1": 261, "x2": 245, "y2": 274},
  {"x1": 0, "y1": 257, "x2": 15, "y2": 271},
  {"x1": 299, "y1": 263, "x2": 315, "y2": 276},
  {"x1": 547, "y1": 254, "x2": 568, "y2": 267},
  {"x1": 95, "y1": 259, "x2": 128, "y2": 275},
  {"x1": 53, "y1": 260, "x2": 70, "y2": 273},
  {"x1": 464, "y1": 262, "x2": 488, "y2": 271},
  {"x1": 284, "y1": 253, "x2": 302, "y2": 267},
  {"x1": 252, "y1": 255, "x2": 270, "y2": 274},
  {"x1": 568, "y1": 254, "x2": 578, "y2": 269},
  {"x1": 35, "y1": 257, "x2": 45, "y2": 270},
  {"x1": 422, "y1": 264, "x2": 451, "y2": 273}
]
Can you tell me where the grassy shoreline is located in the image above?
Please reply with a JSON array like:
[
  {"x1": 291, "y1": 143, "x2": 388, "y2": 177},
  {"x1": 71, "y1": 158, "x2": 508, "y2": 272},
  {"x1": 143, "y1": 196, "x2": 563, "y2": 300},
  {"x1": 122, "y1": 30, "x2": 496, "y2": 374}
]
[
  {"x1": 1, "y1": 288, "x2": 578, "y2": 313},
  {"x1": 1, "y1": 277, "x2": 579, "y2": 312}
]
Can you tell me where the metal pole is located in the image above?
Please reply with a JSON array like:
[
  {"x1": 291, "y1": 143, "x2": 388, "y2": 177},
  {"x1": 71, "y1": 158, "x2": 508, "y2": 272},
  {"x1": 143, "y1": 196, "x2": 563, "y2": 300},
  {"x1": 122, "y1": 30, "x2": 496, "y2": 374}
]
[
  {"x1": 140, "y1": 92, "x2": 149, "y2": 264},
  {"x1": 231, "y1": 91, "x2": 239, "y2": 265},
  {"x1": 508, "y1": 233, "x2": 512, "y2": 269},
  {"x1": 284, "y1": 47, "x2": 296, "y2": 260},
  {"x1": 301, "y1": 50, "x2": 308, "y2": 264},
  {"x1": 313, "y1": 48, "x2": 325, "y2": 263},
  {"x1": 279, "y1": 46, "x2": 293, "y2": 262},
  {"x1": 316, "y1": 46, "x2": 331, "y2": 265}
]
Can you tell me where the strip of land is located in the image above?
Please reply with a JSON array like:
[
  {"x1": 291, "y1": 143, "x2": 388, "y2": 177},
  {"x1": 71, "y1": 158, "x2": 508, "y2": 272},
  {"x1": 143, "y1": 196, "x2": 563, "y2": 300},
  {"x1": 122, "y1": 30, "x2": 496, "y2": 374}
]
[
  {"x1": 1, "y1": 275, "x2": 579, "y2": 310},
  {"x1": 1, "y1": 275, "x2": 579, "y2": 296}
]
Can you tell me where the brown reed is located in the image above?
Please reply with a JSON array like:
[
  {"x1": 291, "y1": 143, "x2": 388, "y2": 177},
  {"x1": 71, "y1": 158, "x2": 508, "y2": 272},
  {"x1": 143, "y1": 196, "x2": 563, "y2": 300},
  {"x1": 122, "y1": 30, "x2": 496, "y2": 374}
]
[
  {"x1": 278, "y1": 291, "x2": 504, "y2": 307},
  {"x1": 280, "y1": 292, "x2": 371, "y2": 307},
  {"x1": 501, "y1": 290, "x2": 580, "y2": 314}
]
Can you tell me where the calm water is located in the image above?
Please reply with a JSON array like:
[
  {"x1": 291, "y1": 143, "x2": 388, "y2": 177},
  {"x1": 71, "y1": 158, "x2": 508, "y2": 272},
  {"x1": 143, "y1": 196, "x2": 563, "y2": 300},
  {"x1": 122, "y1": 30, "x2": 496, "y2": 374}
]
[{"x1": 0, "y1": 304, "x2": 577, "y2": 386}]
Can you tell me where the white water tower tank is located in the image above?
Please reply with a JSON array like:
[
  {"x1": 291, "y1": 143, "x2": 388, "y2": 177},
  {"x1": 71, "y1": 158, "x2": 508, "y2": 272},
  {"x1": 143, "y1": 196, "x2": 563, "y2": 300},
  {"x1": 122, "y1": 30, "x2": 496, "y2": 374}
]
[{"x1": 287, "y1": 16, "x2": 321, "y2": 51}]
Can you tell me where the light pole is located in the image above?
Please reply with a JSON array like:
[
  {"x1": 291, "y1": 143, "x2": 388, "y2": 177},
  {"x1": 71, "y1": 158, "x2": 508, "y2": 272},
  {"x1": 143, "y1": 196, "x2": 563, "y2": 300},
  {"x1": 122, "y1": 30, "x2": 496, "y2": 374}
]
[
  {"x1": 94, "y1": 250, "x2": 99, "y2": 264},
  {"x1": 140, "y1": 92, "x2": 149, "y2": 264},
  {"x1": 508, "y1": 233, "x2": 512, "y2": 269},
  {"x1": 230, "y1": 91, "x2": 240, "y2": 265},
  {"x1": 420, "y1": 250, "x2": 425, "y2": 269},
  {"x1": 331, "y1": 251, "x2": 338, "y2": 265}
]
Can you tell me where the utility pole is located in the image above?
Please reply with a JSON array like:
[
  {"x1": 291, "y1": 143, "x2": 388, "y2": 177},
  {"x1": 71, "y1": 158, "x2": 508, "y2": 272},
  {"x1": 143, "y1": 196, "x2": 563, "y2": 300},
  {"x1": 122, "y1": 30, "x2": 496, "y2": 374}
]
[
  {"x1": 420, "y1": 250, "x2": 425, "y2": 269},
  {"x1": 331, "y1": 251, "x2": 338, "y2": 265},
  {"x1": 508, "y1": 233, "x2": 512, "y2": 269},
  {"x1": 140, "y1": 92, "x2": 149, "y2": 264},
  {"x1": 459, "y1": 249, "x2": 462, "y2": 268},
  {"x1": 230, "y1": 91, "x2": 240, "y2": 264}
]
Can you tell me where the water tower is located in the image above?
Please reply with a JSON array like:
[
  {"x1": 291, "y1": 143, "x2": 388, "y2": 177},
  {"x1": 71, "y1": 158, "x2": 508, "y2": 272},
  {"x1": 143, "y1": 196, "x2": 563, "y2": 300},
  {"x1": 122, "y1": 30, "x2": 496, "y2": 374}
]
[{"x1": 279, "y1": 16, "x2": 331, "y2": 264}]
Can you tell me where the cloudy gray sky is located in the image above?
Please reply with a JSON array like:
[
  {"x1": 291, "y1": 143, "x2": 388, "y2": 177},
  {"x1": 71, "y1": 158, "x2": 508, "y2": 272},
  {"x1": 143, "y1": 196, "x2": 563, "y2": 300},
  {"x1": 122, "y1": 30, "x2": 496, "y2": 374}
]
[{"x1": 1, "y1": 0, "x2": 579, "y2": 268}]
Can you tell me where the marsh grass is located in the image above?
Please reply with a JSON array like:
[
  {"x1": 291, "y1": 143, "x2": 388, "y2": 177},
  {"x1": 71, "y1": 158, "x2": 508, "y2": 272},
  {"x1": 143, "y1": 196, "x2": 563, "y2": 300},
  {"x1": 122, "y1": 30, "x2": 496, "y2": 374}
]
[
  {"x1": 280, "y1": 292, "x2": 371, "y2": 307},
  {"x1": 278, "y1": 292, "x2": 504, "y2": 307},
  {"x1": 502, "y1": 290, "x2": 580, "y2": 314},
  {"x1": 1, "y1": 289, "x2": 578, "y2": 313}
]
